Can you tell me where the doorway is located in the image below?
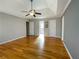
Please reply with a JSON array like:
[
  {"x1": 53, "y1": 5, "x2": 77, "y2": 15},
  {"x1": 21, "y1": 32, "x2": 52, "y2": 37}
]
[{"x1": 26, "y1": 22, "x2": 29, "y2": 36}]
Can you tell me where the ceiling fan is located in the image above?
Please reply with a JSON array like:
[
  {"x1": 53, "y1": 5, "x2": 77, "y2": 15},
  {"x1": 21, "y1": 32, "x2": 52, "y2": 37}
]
[{"x1": 23, "y1": 0, "x2": 42, "y2": 17}]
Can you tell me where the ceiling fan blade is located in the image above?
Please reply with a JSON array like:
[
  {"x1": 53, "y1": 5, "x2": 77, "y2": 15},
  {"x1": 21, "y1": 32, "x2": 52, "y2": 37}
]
[
  {"x1": 35, "y1": 12, "x2": 41, "y2": 15},
  {"x1": 22, "y1": 10, "x2": 27, "y2": 12},
  {"x1": 33, "y1": 15, "x2": 36, "y2": 17},
  {"x1": 25, "y1": 14, "x2": 30, "y2": 16}
]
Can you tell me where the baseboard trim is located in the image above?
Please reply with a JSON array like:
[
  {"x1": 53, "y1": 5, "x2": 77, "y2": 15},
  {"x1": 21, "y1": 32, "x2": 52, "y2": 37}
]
[
  {"x1": 62, "y1": 41, "x2": 73, "y2": 59},
  {"x1": 0, "y1": 36, "x2": 26, "y2": 45},
  {"x1": 48, "y1": 36, "x2": 61, "y2": 39}
]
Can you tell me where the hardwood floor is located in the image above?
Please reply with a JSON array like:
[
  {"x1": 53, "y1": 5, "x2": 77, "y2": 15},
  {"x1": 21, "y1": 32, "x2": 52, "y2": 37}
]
[{"x1": 0, "y1": 36, "x2": 70, "y2": 59}]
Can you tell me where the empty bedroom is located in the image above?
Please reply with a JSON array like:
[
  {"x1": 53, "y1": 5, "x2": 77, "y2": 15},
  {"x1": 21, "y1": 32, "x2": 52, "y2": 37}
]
[{"x1": 1, "y1": 0, "x2": 79, "y2": 59}]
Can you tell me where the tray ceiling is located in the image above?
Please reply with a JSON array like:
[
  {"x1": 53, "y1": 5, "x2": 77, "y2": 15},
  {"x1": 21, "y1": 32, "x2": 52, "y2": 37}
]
[{"x1": 0, "y1": 0, "x2": 71, "y2": 19}]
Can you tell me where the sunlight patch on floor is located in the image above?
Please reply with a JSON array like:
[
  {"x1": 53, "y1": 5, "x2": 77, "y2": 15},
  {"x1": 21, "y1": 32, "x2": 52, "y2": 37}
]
[{"x1": 34, "y1": 21, "x2": 45, "y2": 52}]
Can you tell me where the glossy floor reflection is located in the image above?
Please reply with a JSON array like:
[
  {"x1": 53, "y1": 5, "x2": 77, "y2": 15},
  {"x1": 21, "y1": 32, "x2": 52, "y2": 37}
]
[
  {"x1": 0, "y1": 36, "x2": 70, "y2": 59},
  {"x1": 34, "y1": 35, "x2": 45, "y2": 53}
]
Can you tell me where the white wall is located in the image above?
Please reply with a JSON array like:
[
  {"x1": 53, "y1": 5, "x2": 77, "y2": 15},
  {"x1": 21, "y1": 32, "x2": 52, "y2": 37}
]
[
  {"x1": 56, "y1": 18, "x2": 62, "y2": 38},
  {"x1": 34, "y1": 21, "x2": 39, "y2": 36},
  {"x1": 0, "y1": 12, "x2": 26, "y2": 43},
  {"x1": 48, "y1": 20, "x2": 56, "y2": 37},
  {"x1": 48, "y1": 19, "x2": 62, "y2": 37},
  {"x1": 29, "y1": 22, "x2": 34, "y2": 35},
  {"x1": 33, "y1": 19, "x2": 62, "y2": 37},
  {"x1": 64, "y1": 0, "x2": 79, "y2": 59}
]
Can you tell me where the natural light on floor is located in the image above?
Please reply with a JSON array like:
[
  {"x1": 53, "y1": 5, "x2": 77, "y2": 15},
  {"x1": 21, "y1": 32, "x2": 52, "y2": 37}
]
[{"x1": 35, "y1": 21, "x2": 45, "y2": 51}]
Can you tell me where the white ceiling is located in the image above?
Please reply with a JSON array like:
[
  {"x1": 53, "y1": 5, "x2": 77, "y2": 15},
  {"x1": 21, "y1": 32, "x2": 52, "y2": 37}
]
[{"x1": 0, "y1": 0, "x2": 71, "y2": 19}]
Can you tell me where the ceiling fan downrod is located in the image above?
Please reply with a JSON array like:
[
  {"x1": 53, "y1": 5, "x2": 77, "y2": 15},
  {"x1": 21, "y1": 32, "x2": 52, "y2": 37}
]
[
  {"x1": 31, "y1": 0, "x2": 33, "y2": 10},
  {"x1": 31, "y1": 0, "x2": 33, "y2": 2}
]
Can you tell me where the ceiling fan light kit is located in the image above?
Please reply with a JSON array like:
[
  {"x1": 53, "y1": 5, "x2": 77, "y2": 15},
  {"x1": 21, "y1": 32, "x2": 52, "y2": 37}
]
[{"x1": 29, "y1": 10, "x2": 35, "y2": 15}]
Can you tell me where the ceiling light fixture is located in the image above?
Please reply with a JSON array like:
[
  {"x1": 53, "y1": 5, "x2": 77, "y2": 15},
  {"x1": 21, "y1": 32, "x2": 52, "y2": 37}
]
[{"x1": 22, "y1": 0, "x2": 42, "y2": 17}]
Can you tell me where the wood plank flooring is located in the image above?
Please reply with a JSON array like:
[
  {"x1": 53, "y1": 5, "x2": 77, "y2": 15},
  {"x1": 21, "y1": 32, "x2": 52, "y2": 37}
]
[{"x1": 0, "y1": 36, "x2": 70, "y2": 59}]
